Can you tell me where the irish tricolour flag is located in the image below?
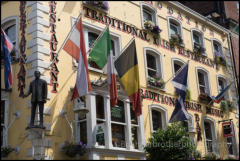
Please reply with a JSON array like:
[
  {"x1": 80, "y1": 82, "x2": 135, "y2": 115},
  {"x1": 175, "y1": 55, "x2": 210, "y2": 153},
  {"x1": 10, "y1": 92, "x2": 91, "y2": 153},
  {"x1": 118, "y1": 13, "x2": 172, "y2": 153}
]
[{"x1": 89, "y1": 27, "x2": 118, "y2": 107}]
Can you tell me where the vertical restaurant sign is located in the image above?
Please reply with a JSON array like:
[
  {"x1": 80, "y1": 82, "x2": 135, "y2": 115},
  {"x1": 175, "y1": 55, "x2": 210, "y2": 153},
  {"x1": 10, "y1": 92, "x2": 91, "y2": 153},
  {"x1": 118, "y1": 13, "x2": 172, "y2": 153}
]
[
  {"x1": 18, "y1": 1, "x2": 27, "y2": 97},
  {"x1": 49, "y1": 1, "x2": 59, "y2": 93}
]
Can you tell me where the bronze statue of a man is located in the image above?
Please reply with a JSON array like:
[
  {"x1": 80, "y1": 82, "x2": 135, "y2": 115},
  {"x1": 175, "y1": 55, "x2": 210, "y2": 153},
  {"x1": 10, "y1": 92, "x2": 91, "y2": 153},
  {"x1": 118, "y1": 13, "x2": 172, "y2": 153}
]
[{"x1": 23, "y1": 71, "x2": 47, "y2": 129}]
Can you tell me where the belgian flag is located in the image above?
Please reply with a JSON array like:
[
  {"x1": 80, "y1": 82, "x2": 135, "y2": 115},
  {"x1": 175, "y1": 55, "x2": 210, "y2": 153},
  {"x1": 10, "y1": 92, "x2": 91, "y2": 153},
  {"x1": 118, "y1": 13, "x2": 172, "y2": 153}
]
[{"x1": 114, "y1": 39, "x2": 142, "y2": 117}]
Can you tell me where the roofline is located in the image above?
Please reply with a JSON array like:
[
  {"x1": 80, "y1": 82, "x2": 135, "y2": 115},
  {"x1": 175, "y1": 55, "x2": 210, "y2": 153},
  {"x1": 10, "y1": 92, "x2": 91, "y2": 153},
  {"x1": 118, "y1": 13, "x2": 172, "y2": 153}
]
[{"x1": 168, "y1": 1, "x2": 239, "y2": 37}]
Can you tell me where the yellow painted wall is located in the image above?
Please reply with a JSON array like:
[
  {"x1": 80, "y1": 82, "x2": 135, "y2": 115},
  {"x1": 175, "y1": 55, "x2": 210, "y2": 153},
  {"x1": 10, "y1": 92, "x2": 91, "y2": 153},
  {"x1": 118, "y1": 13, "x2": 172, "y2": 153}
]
[{"x1": 1, "y1": 1, "x2": 238, "y2": 160}]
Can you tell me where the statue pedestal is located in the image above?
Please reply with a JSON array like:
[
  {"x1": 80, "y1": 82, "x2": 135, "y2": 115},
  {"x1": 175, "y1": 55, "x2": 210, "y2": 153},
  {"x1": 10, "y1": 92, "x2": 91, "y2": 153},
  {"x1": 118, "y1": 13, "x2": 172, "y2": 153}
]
[{"x1": 27, "y1": 127, "x2": 45, "y2": 160}]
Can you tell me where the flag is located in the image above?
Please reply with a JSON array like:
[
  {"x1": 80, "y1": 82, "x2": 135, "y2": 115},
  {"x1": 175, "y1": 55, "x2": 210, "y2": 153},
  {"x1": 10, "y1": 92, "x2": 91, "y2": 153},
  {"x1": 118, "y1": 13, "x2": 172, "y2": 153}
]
[
  {"x1": 169, "y1": 63, "x2": 189, "y2": 123},
  {"x1": 89, "y1": 27, "x2": 110, "y2": 69},
  {"x1": 1, "y1": 28, "x2": 13, "y2": 90},
  {"x1": 88, "y1": 27, "x2": 117, "y2": 107},
  {"x1": 211, "y1": 83, "x2": 232, "y2": 103},
  {"x1": 114, "y1": 39, "x2": 142, "y2": 117},
  {"x1": 63, "y1": 18, "x2": 92, "y2": 99}
]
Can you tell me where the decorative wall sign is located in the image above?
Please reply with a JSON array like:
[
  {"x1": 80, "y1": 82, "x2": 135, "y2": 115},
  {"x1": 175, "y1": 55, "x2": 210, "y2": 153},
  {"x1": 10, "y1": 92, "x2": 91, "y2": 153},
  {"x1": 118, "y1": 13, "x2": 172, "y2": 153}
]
[
  {"x1": 141, "y1": 89, "x2": 224, "y2": 118},
  {"x1": 18, "y1": 1, "x2": 27, "y2": 97},
  {"x1": 83, "y1": 6, "x2": 216, "y2": 69},
  {"x1": 49, "y1": 1, "x2": 59, "y2": 93},
  {"x1": 194, "y1": 114, "x2": 202, "y2": 141}
]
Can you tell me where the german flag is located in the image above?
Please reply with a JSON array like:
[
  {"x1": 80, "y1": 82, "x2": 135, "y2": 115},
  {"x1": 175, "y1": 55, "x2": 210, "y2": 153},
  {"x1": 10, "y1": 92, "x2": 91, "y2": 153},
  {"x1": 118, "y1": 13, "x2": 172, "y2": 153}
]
[{"x1": 114, "y1": 39, "x2": 142, "y2": 117}]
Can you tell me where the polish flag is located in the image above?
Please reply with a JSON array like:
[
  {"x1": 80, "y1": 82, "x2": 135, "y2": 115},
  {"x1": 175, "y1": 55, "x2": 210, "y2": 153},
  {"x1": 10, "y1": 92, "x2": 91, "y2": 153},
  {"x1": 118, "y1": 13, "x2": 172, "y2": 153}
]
[{"x1": 63, "y1": 18, "x2": 92, "y2": 99}]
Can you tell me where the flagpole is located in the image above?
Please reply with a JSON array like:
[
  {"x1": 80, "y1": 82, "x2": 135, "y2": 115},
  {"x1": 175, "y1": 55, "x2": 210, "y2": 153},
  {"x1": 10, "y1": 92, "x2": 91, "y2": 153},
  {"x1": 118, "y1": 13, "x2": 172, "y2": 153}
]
[
  {"x1": 46, "y1": 11, "x2": 83, "y2": 69},
  {"x1": 86, "y1": 25, "x2": 109, "y2": 55},
  {"x1": 164, "y1": 60, "x2": 190, "y2": 85},
  {"x1": 114, "y1": 36, "x2": 135, "y2": 62}
]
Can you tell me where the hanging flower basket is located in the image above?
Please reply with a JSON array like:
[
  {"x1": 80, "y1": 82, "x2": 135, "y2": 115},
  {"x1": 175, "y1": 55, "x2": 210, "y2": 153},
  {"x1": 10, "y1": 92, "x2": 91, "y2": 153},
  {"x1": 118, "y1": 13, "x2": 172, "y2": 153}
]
[
  {"x1": 198, "y1": 92, "x2": 212, "y2": 105},
  {"x1": 1, "y1": 146, "x2": 15, "y2": 158},
  {"x1": 147, "y1": 76, "x2": 165, "y2": 89},
  {"x1": 84, "y1": 1, "x2": 109, "y2": 12},
  {"x1": 220, "y1": 100, "x2": 236, "y2": 114},
  {"x1": 214, "y1": 51, "x2": 226, "y2": 66},
  {"x1": 61, "y1": 141, "x2": 87, "y2": 158},
  {"x1": 144, "y1": 21, "x2": 162, "y2": 39},
  {"x1": 193, "y1": 43, "x2": 205, "y2": 55},
  {"x1": 169, "y1": 34, "x2": 184, "y2": 48}
]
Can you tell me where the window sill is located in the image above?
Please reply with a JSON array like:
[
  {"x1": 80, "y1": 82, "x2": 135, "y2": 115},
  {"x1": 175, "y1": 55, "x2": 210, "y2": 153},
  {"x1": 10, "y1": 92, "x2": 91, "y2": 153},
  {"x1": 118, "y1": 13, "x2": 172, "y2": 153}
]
[
  {"x1": 91, "y1": 146, "x2": 145, "y2": 154},
  {"x1": 147, "y1": 84, "x2": 166, "y2": 92}
]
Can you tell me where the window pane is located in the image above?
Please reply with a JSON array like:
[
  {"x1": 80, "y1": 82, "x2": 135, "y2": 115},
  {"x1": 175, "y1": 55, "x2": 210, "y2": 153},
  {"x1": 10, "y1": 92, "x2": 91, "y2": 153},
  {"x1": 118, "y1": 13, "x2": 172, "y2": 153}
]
[
  {"x1": 170, "y1": 23, "x2": 178, "y2": 35},
  {"x1": 130, "y1": 103, "x2": 138, "y2": 125},
  {"x1": 143, "y1": 8, "x2": 152, "y2": 22},
  {"x1": 112, "y1": 124, "x2": 126, "y2": 148},
  {"x1": 193, "y1": 33, "x2": 200, "y2": 44},
  {"x1": 6, "y1": 25, "x2": 16, "y2": 43},
  {"x1": 227, "y1": 137, "x2": 233, "y2": 155},
  {"x1": 88, "y1": 32, "x2": 99, "y2": 47},
  {"x1": 148, "y1": 69, "x2": 157, "y2": 77},
  {"x1": 218, "y1": 79, "x2": 224, "y2": 91},
  {"x1": 80, "y1": 121, "x2": 87, "y2": 144},
  {"x1": 147, "y1": 53, "x2": 157, "y2": 70},
  {"x1": 152, "y1": 109, "x2": 162, "y2": 131},
  {"x1": 96, "y1": 95, "x2": 104, "y2": 119},
  {"x1": 96, "y1": 120, "x2": 105, "y2": 146},
  {"x1": 198, "y1": 72, "x2": 205, "y2": 85},
  {"x1": 111, "y1": 100, "x2": 125, "y2": 123},
  {"x1": 131, "y1": 126, "x2": 138, "y2": 149},
  {"x1": 204, "y1": 122, "x2": 212, "y2": 140},
  {"x1": 213, "y1": 43, "x2": 219, "y2": 52},
  {"x1": 174, "y1": 62, "x2": 182, "y2": 74}
]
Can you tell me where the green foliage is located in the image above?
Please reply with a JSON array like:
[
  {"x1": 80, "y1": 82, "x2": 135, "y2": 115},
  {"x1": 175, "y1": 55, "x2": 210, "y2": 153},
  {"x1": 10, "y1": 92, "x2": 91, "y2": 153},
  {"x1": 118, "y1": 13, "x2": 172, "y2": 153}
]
[
  {"x1": 220, "y1": 100, "x2": 236, "y2": 115},
  {"x1": 144, "y1": 122, "x2": 195, "y2": 160},
  {"x1": 61, "y1": 141, "x2": 87, "y2": 158},
  {"x1": 1, "y1": 146, "x2": 14, "y2": 157},
  {"x1": 203, "y1": 152, "x2": 218, "y2": 160},
  {"x1": 185, "y1": 88, "x2": 191, "y2": 101}
]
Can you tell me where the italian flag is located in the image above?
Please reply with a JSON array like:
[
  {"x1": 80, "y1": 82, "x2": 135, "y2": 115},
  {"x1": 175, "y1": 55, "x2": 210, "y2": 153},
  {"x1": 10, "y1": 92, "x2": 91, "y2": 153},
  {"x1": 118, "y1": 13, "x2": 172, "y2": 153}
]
[{"x1": 89, "y1": 27, "x2": 118, "y2": 107}]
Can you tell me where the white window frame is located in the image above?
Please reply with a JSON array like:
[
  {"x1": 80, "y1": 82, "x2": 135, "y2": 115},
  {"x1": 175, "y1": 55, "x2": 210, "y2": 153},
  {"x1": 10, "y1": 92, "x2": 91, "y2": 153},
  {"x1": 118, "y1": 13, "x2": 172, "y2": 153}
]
[
  {"x1": 191, "y1": 29, "x2": 206, "y2": 56},
  {"x1": 144, "y1": 47, "x2": 163, "y2": 83},
  {"x1": 196, "y1": 67, "x2": 212, "y2": 95},
  {"x1": 140, "y1": 2, "x2": 158, "y2": 29},
  {"x1": 149, "y1": 104, "x2": 168, "y2": 134},
  {"x1": 202, "y1": 116, "x2": 219, "y2": 156},
  {"x1": 216, "y1": 75, "x2": 230, "y2": 100},
  {"x1": 1, "y1": 91, "x2": 9, "y2": 147},
  {"x1": 167, "y1": 17, "x2": 184, "y2": 40},
  {"x1": 77, "y1": 92, "x2": 145, "y2": 152},
  {"x1": 1, "y1": 16, "x2": 19, "y2": 59},
  {"x1": 71, "y1": 17, "x2": 121, "y2": 73}
]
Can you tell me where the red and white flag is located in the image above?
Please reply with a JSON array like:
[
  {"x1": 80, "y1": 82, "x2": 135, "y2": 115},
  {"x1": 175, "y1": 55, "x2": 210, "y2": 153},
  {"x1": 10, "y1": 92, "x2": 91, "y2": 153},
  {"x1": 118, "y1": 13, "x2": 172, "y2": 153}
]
[
  {"x1": 107, "y1": 49, "x2": 118, "y2": 107},
  {"x1": 63, "y1": 17, "x2": 92, "y2": 99}
]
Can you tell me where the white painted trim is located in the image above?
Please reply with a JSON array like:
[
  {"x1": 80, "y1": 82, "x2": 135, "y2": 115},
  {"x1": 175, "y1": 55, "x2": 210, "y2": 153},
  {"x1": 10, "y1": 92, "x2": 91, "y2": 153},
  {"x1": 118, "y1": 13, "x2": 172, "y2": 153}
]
[
  {"x1": 104, "y1": 95, "x2": 113, "y2": 149},
  {"x1": 125, "y1": 100, "x2": 132, "y2": 150},
  {"x1": 195, "y1": 67, "x2": 212, "y2": 96},
  {"x1": 143, "y1": 47, "x2": 164, "y2": 82},
  {"x1": 167, "y1": 16, "x2": 184, "y2": 41},
  {"x1": 1, "y1": 15, "x2": 19, "y2": 58},
  {"x1": 202, "y1": 116, "x2": 219, "y2": 156},
  {"x1": 148, "y1": 104, "x2": 168, "y2": 134},
  {"x1": 140, "y1": 2, "x2": 158, "y2": 29}
]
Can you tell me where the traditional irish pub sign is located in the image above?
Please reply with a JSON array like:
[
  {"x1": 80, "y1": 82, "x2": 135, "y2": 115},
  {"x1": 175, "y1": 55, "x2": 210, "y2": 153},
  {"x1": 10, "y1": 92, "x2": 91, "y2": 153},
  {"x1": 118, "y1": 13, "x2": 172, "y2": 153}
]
[{"x1": 83, "y1": 5, "x2": 216, "y2": 69}]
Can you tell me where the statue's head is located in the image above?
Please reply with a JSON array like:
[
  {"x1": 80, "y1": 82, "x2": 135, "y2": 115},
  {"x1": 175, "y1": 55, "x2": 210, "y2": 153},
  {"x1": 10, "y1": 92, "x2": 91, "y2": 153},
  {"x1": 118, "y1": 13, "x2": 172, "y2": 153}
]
[{"x1": 34, "y1": 71, "x2": 41, "y2": 79}]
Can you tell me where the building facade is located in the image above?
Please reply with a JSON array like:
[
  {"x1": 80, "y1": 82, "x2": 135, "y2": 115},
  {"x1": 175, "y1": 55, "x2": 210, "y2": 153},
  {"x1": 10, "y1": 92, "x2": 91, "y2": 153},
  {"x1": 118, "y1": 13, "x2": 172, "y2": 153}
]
[
  {"x1": 180, "y1": 1, "x2": 239, "y2": 96},
  {"x1": 1, "y1": 1, "x2": 239, "y2": 160}
]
